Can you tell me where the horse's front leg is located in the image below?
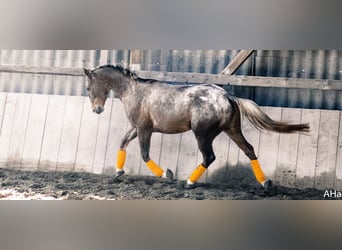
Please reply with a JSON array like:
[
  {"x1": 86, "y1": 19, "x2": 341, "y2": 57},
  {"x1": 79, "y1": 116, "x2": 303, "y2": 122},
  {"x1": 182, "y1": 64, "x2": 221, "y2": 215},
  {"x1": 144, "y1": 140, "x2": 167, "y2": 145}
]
[
  {"x1": 115, "y1": 127, "x2": 137, "y2": 177},
  {"x1": 138, "y1": 128, "x2": 173, "y2": 180}
]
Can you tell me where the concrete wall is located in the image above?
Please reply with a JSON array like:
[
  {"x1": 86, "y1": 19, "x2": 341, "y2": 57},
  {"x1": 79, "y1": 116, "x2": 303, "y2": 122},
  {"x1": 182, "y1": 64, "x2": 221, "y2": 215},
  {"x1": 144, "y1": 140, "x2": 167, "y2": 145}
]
[{"x1": 0, "y1": 92, "x2": 341, "y2": 190}]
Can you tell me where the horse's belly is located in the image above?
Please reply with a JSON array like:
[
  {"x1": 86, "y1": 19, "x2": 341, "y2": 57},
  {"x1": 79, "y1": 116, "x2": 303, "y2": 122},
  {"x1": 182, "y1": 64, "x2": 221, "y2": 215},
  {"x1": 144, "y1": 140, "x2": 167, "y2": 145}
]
[{"x1": 152, "y1": 116, "x2": 190, "y2": 133}]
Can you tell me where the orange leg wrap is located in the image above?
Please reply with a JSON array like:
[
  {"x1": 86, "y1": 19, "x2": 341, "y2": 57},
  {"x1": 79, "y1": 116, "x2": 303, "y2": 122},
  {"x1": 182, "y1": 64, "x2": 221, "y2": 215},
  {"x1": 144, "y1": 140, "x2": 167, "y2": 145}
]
[
  {"x1": 251, "y1": 159, "x2": 266, "y2": 184},
  {"x1": 146, "y1": 160, "x2": 164, "y2": 177},
  {"x1": 189, "y1": 164, "x2": 207, "y2": 183},
  {"x1": 116, "y1": 150, "x2": 126, "y2": 170}
]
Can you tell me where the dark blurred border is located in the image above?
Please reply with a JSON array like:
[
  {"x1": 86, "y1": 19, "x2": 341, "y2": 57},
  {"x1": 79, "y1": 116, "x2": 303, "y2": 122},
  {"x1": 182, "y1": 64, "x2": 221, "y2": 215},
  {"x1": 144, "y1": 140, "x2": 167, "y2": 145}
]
[
  {"x1": 0, "y1": 0, "x2": 341, "y2": 49},
  {"x1": 1, "y1": 1, "x2": 342, "y2": 250},
  {"x1": 1, "y1": 201, "x2": 341, "y2": 250}
]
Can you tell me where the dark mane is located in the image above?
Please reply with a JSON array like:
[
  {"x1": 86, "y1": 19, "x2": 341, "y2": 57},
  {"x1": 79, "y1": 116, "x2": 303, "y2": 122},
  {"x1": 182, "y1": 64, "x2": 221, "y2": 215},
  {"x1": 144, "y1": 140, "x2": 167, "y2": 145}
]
[
  {"x1": 93, "y1": 64, "x2": 139, "y2": 79},
  {"x1": 93, "y1": 64, "x2": 159, "y2": 83}
]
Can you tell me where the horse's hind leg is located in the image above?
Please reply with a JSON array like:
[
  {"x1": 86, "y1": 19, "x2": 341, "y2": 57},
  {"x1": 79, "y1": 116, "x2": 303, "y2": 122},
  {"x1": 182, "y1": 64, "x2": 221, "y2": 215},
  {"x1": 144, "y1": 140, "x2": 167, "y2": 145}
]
[
  {"x1": 186, "y1": 139, "x2": 215, "y2": 188},
  {"x1": 137, "y1": 128, "x2": 173, "y2": 180},
  {"x1": 225, "y1": 129, "x2": 272, "y2": 189},
  {"x1": 115, "y1": 127, "x2": 137, "y2": 177},
  {"x1": 185, "y1": 130, "x2": 220, "y2": 188}
]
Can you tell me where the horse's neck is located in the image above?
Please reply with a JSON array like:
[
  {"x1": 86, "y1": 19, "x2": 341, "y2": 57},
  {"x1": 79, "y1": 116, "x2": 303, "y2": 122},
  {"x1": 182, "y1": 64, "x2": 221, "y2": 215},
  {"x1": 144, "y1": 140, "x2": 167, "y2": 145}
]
[
  {"x1": 119, "y1": 79, "x2": 145, "y2": 112},
  {"x1": 109, "y1": 74, "x2": 132, "y2": 99}
]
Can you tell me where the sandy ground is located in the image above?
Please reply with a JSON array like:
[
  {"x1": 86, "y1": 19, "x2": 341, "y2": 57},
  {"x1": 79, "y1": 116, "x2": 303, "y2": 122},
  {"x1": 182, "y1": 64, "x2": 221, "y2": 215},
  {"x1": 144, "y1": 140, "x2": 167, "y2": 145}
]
[{"x1": 0, "y1": 167, "x2": 328, "y2": 200}]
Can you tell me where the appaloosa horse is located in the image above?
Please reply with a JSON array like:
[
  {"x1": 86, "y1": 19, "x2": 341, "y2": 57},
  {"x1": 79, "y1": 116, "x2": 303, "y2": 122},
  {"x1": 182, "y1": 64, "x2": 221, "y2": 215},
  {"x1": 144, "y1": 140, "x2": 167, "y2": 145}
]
[{"x1": 84, "y1": 65, "x2": 309, "y2": 189}]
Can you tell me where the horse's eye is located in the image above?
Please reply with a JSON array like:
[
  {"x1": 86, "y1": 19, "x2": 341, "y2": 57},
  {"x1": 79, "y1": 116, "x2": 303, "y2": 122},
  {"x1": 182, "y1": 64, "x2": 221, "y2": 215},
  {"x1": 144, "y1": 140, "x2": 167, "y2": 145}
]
[{"x1": 86, "y1": 87, "x2": 90, "y2": 91}]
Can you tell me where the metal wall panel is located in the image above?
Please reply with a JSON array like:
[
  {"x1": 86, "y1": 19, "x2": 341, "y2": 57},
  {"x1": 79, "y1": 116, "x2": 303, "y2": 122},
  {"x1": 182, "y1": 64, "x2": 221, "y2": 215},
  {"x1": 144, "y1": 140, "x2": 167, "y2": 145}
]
[
  {"x1": 140, "y1": 50, "x2": 243, "y2": 73},
  {"x1": 52, "y1": 50, "x2": 100, "y2": 68},
  {"x1": 0, "y1": 50, "x2": 54, "y2": 66},
  {"x1": 0, "y1": 50, "x2": 129, "y2": 96},
  {"x1": 139, "y1": 49, "x2": 342, "y2": 79},
  {"x1": 107, "y1": 50, "x2": 130, "y2": 66},
  {"x1": 139, "y1": 50, "x2": 341, "y2": 110},
  {"x1": 0, "y1": 50, "x2": 341, "y2": 109},
  {"x1": 0, "y1": 50, "x2": 103, "y2": 68},
  {"x1": 234, "y1": 50, "x2": 341, "y2": 110},
  {"x1": 253, "y1": 50, "x2": 342, "y2": 80}
]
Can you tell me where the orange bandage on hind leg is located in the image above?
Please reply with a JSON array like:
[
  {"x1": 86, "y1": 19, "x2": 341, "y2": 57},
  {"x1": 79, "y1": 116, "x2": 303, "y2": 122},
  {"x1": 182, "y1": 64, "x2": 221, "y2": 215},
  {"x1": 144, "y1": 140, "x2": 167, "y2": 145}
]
[
  {"x1": 146, "y1": 160, "x2": 164, "y2": 177},
  {"x1": 188, "y1": 164, "x2": 207, "y2": 184},
  {"x1": 251, "y1": 159, "x2": 266, "y2": 184},
  {"x1": 116, "y1": 150, "x2": 126, "y2": 170}
]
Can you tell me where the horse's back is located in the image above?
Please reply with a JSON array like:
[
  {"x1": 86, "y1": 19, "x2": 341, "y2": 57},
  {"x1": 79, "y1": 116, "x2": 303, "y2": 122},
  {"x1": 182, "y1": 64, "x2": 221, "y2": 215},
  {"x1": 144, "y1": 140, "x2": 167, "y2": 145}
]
[{"x1": 143, "y1": 83, "x2": 234, "y2": 132}]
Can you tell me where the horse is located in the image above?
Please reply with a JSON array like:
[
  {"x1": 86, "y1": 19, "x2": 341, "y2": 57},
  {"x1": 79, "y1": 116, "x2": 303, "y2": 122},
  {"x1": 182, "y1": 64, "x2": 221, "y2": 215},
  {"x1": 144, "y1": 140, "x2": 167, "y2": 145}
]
[{"x1": 83, "y1": 64, "x2": 310, "y2": 189}]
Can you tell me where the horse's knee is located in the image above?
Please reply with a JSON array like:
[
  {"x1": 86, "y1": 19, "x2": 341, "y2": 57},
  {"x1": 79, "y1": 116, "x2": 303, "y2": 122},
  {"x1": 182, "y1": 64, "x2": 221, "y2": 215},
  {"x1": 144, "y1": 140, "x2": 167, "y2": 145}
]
[
  {"x1": 120, "y1": 135, "x2": 131, "y2": 149},
  {"x1": 120, "y1": 128, "x2": 138, "y2": 150}
]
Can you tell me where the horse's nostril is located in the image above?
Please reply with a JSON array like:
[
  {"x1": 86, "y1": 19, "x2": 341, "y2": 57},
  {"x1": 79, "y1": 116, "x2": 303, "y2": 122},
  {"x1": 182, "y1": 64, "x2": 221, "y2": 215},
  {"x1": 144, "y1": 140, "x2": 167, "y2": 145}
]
[{"x1": 95, "y1": 106, "x2": 104, "y2": 114}]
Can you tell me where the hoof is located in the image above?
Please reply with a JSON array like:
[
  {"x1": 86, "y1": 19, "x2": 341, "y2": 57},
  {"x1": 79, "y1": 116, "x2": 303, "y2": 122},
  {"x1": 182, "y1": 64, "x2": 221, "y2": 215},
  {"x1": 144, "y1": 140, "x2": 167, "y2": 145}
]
[
  {"x1": 115, "y1": 170, "x2": 125, "y2": 179},
  {"x1": 162, "y1": 168, "x2": 174, "y2": 181},
  {"x1": 262, "y1": 179, "x2": 273, "y2": 190},
  {"x1": 184, "y1": 181, "x2": 197, "y2": 189}
]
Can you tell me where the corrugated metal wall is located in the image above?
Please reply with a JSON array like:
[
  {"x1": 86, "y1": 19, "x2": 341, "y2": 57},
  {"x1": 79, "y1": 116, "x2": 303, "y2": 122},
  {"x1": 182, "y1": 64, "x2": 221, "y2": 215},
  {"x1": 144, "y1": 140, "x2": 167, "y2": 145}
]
[
  {"x1": 250, "y1": 50, "x2": 342, "y2": 110},
  {"x1": 139, "y1": 50, "x2": 342, "y2": 79},
  {"x1": 0, "y1": 50, "x2": 130, "y2": 96},
  {"x1": 139, "y1": 50, "x2": 342, "y2": 110},
  {"x1": 0, "y1": 50, "x2": 341, "y2": 110}
]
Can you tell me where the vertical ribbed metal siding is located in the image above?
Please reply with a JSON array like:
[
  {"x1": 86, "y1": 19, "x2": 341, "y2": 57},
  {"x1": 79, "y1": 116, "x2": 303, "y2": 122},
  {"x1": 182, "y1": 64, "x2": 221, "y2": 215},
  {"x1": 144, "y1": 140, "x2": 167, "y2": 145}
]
[
  {"x1": 1, "y1": 50, "x2": 341, "y2": 78},
  {"x1": 138, "y1": 50, "x2": 341, "y2": 110},
  {"x1": 0, "y1": 50, "x2": 341, "y2": 110},
  {"x1": 0, "y1": 50, "x2": 130, "y2": 96},
  {"x1": 140, "y1": 50, "x2": 243, "y2": 73},
  {"x1": 248, "y1": 50, "x2": 342, "y2": 110},
  {"x1": 0, "y1": 50, "x2": 103, "y2": 68},
  {"x1": 252, "y1": 50, "x2": 342, "y2": 80},
  {"x1": 107, "y1": 50, "x2": 130, "y2": 66},
  {"x1": 139, "y1": 50, "x2": 342, "y2": 80}
]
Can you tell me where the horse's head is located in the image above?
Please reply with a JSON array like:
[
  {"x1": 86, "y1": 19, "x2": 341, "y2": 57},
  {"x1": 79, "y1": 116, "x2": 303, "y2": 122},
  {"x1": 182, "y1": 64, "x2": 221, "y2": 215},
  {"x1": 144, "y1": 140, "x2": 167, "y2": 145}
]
[{"x1": 84, "y1": 68, "x2": 111, "y2": 114}]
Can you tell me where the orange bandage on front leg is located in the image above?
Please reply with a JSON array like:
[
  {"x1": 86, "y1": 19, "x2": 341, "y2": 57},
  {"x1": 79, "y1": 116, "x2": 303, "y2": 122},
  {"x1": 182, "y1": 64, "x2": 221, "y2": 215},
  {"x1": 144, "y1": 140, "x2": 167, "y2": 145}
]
[
  {"x1": 189, "y1": 164, "x2": 207, "y2": 184},
  {"x1": 116, "y1": 150, "x2": 126, "y2": 170},
  {"x1": 146, "y1": 160, "x2": 164, "y2": 177},
  {"x1": 251, "y1": 159, "x2": 266, "y2": 184}
]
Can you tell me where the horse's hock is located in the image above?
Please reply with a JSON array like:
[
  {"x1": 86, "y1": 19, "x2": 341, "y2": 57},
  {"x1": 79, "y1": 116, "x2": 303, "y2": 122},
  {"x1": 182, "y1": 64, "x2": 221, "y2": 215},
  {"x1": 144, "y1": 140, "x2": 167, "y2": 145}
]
[{"x1": 0, "y1": 91, "x2": 341, "y2": 190}]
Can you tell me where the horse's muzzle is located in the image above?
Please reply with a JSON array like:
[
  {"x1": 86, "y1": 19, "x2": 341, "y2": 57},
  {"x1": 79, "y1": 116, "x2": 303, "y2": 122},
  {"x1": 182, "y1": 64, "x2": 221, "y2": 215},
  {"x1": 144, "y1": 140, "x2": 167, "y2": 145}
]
[{"x1": 93, "y1": 106, "x2": 104, "y2": 114}]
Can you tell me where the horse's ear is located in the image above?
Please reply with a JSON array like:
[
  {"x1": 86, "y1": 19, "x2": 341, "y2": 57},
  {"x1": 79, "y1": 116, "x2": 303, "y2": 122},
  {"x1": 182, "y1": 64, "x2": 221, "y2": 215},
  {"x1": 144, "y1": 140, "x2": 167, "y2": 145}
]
[{"x1": 83, "y1": 68, "x2": 92, "y2": 78}]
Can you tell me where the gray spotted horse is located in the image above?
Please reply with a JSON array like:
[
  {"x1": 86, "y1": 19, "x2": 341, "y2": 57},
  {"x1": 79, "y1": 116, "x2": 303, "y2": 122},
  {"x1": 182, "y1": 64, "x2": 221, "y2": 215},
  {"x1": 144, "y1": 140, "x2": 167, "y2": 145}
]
[{"x1": 84, "y1": 65, "x2": 310, "y2": 189}]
